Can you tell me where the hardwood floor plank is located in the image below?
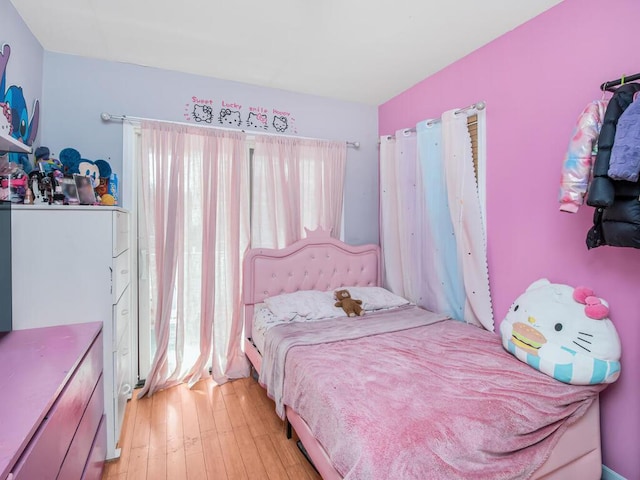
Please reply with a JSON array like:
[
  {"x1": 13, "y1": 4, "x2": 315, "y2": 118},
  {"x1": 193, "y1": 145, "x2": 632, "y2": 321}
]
[
  {"x1": 131, "y1": 393, "x2": 153, "y2": 449},
  {"x1": 192, "y1": 380, "x2": 217, "y2": 434},
  {"x1": 285, "y1": 463, "x2": 316, "y2": 480},
  {"x1": 213, "y1": 405, "x2": 234, "y2": 434},
  {"x1": 125, "y1": 446, "x2": 149, "y2": 480},
  {"x1": 185, "y1": 450, "x2": 208, "y2": 480},
  {"x1": 223, "y1": 392, "x2": 248, "y2": 429},
  {"x1": 166, "y1": 443, "x2": 188, "y2": 480},
  {"x1": 233, "y1": 425, "x2": 270, "y2": 480},
  {"x1": 271, "y1": 433, "x2": 302, "y2": 468},
  {"x1": 207, "y1": 381, "x2": 227, "y2": 412},
  {"x1": 254, "y1": 434, "x2": 290, "y2": 480},
  {"x1": 147, "y1": 450, "x2": 168, "y2": 480},
  {"x1": 166, "y1": 385, "x2": 185, "y2": 452},
  {"x1": 217, "y1": 430, "x2": 249, "y2": 480},
  {"x1": 201, "y1": 430, "x2": 229, "y2": 480},
  {"x1": 219, "y1": 381, "x2": 236, "y2": 396},
  {"x1": 149, "y1": 389, "x2": 168, "y2": 457},
  {"x1": 234, "y1": 379, "x2": 270, "y2": 438},
  {"x1": 104, "y1": 390, "x2": 140, "y2": 477},
  {"x1": 181, "y1": 385, "x2": 204, "y2": 455}
]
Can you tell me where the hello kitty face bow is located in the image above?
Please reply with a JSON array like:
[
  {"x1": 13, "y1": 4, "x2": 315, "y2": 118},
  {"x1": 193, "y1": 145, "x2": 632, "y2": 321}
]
[{"x1": 573, "y1": 286, "x2": 609, "y2": 320}]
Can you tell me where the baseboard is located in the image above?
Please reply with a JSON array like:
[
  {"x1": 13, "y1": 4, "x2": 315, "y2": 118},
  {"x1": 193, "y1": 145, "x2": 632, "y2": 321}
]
[{"x1": 602, "y1": 465, "x2": 627, "y2": 480}]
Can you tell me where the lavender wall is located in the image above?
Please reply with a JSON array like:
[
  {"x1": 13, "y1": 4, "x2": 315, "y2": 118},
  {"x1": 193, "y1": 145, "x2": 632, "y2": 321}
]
[
  {"x1": 379, "y1": 0, "x2": 639, "y2": 476},
  {"x1": 40, "y1": 53, "x2": 379, "y2": 246},
  {"x1": 0, "y1": 0, "x2": 43, "y2": 146}
]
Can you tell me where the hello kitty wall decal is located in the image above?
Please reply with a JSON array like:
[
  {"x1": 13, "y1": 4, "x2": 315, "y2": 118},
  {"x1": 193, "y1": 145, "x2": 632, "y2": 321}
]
[{"x1": 184, "y1": 96, "x2": 298, "y2": 134}]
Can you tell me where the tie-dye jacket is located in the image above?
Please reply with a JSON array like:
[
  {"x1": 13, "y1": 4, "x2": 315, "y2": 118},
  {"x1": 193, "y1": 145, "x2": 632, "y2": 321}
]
[{"x1": 558, "y1": 100, "x2": 608, "y2": 213}]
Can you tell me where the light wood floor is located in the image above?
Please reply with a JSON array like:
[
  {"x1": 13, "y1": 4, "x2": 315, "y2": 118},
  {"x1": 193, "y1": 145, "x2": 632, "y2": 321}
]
[{"x1": 101, "y1": 377, "x2": 322, "y2": 480}]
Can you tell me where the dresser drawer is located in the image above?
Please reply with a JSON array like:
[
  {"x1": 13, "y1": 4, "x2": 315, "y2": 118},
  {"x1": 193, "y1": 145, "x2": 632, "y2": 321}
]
[
  {"x1": 112, "y1": 210, "x2": 130, "y2": 257},
  {"x1": 115, "y1": 327, "x2": 132, "y2": 397},
  {"x1": 112, "y1": 286, "x2": 131, "y2": 351},
  {"x1": 112, "y1": 249, "x2": 130, "y2": 303},
  {"x1": 114, "y1": 331, "x2": 133, "y2": 445},
  {"x1": 81, "y1": 415, "x2": 106, "y2": 480},
  {"x1": 10, "y1": 333, "x2": 103, "y2": 480},
  {"x1": 57, "y1": 375, "x2": 105, "y2": 480}
]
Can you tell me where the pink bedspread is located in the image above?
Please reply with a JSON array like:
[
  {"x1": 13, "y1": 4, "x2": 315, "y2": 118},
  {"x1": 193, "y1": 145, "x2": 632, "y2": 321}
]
[
  {"x1": 261, "y1": 305, "x2": 447, "y2": 418},
  {"x1": 281, "y1": 315, "x2": 605, "y2": 480}
]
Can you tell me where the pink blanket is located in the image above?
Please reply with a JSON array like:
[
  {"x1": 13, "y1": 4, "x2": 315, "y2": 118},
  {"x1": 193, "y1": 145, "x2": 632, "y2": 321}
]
[
  {"x1": 260, "y1": 305, "x2": 447, "y2": 418},
  {"x1": 281, "y1": 316, "x2": 605, "y2": 480}
]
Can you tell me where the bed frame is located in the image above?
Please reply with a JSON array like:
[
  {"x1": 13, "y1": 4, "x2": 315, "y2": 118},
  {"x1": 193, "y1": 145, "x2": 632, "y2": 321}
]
[{"x1": 242, "y1": 230, "x2": 603, "y2": 480}]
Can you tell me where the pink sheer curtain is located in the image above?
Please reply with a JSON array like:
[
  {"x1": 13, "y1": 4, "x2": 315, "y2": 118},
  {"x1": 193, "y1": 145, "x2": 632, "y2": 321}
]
[
  {"x1": 251, "y1": 136, "x2": 347, "y2": 248},
  {"x1": 138, "y1": 121, "x2": 249, "y2": 398}
]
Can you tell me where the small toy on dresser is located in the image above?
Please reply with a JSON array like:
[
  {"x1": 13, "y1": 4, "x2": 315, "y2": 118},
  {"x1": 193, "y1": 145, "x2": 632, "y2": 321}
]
[
  {"x1": 59, "y1": 147, "x2": 116, "y2": 205},
  {"x1": 500, "y1": 278, "x2": 621, "y2": 385},
  {"x1": 335, "y1": 289, "x2": 365, "y2": 317}
]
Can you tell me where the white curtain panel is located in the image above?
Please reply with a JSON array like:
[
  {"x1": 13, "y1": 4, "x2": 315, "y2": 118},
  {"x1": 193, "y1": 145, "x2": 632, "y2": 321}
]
[
  {"x1": 441, "y1": 109, "x2": 494, "y2": 331},
  {"x1": 379, "y1": 131, "x2": 423, "y2": 302},
  {"x1": 138, "y1": 121, "x2": 249, "y2": 398},
  {"x1": 251, "y1": 136, "x2": 346, "y2": 248},
  {"x1": 379, "y1": 109, "x2": 494, "y2": 331}
]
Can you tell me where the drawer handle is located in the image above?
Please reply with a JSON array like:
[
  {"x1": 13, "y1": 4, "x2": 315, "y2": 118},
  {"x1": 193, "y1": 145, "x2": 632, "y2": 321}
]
[
  {"x1": 121, "y1": 269, "x2": 129, "y2": 275},
  {"x1": 121, "y1": 347, "x2": 129, "y2": 356},
  {"x1": 121, "y1": 309, "x2": 129, "y2": 316},
  {"x1": 122, "y1": 384, "x2": 132, "y2": 396}
]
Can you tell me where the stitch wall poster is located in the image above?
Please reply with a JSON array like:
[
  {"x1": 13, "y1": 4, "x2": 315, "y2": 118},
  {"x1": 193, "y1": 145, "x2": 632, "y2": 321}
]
[
  {"x1": 184, "y1": 96, "x2": 298, "y2": 134},
  {"x1": 1, "y1": 43, "x2": 40, "y2": 172}
]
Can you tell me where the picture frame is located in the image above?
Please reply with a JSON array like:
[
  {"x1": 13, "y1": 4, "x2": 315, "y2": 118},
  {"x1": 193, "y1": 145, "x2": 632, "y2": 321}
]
[
  {"x1": 58, "y1": 176, "x2": 79, "y2": 205},
  {"x1": 74, "y1": 174, "x2": 97, "y2": 205}
]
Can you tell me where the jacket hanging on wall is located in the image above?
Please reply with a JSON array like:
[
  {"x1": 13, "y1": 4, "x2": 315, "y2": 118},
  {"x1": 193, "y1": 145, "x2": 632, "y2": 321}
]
[
  {"x1": 586, "y1": 81, "x2": 640, "y2": 249},
  {"x1": 558, "y1": 100, "x2": 608, "y2": 213}
]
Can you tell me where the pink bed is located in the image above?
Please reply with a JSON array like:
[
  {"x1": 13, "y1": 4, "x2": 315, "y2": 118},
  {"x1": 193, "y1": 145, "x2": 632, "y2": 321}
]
[{"x1": 242, "y1": 231, "x2": 603, "y2": 480}]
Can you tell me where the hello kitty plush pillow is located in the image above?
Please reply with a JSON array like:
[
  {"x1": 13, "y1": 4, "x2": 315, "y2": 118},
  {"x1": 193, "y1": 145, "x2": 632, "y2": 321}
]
[{"x1": 500, "y1": 279, "x2": 621, "y2": 385}]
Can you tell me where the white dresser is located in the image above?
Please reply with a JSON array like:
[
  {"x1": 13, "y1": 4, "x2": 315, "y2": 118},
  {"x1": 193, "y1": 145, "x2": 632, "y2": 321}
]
[{"x1": 11, "y1": 205, "x2": 135, "y2": 460}]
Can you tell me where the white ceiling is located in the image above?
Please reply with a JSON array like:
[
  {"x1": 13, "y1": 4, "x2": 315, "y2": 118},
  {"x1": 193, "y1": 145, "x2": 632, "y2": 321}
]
[{"x1": 10, "y1": 0, "x2": 562, "y2": 105}]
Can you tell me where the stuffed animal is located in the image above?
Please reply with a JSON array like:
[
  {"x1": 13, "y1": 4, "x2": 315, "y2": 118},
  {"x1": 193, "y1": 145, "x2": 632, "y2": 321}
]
[
  {"x1": 334, "y1": 289, "x2": 364, "y2": 317},
  {"x1": 59, "y1": 147, "x2": 81, "y2": 176},
  {"x1": 94, "y1": 159, "x2": 112, "y2": 200},
  {"x1": 500, "y1": 279, "x2": 621, "y2": 385}
]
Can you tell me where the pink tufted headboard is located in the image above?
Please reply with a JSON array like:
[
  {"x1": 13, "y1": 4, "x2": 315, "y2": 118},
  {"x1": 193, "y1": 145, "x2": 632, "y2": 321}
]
[{"x1": 242, "y1": 230, "x2": 381, "y2": 336}]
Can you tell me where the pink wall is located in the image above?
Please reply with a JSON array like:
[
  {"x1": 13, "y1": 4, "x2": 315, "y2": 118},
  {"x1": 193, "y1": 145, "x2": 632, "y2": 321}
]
[{"x1": 379, "y1": 0, "x2": 639, "y2": 477}]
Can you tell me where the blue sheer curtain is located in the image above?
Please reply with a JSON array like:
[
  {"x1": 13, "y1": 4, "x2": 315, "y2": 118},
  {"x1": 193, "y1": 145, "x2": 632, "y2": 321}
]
[
  {"x1": 416, "y1": 121, "x2": 465, "y2": 319},
  {"x1": 380, "y1": 110, "x2": 493, "y2": 331}
]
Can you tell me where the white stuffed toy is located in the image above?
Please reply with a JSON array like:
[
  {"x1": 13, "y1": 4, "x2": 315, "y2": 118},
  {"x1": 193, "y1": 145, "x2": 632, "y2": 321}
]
[{"x1": 500, "y1": 279, "x2": 621, "y2": 385}]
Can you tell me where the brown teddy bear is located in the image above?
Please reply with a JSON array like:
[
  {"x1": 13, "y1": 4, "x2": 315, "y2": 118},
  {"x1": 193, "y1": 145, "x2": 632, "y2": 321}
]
[{"x1": 334, "y1": 289, "x2": 364, "y2": 317}]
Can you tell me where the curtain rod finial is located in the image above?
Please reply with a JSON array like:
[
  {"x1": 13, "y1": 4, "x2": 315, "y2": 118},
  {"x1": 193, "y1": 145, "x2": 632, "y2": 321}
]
[
  {"x1": 100, "y1": 112, "x2": 111, "y2": 121},
  {"x1": 476, "y1": 101, "x2": 486, "y2": 111}
]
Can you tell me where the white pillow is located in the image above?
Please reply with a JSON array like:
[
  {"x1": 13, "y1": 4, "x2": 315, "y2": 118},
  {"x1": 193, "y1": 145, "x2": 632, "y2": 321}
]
[
  {"x1": 343, "y1": 286, "x2": 410, "y2": 311},
  {"x1": 264, "y1": 290, "x2": 338, "y2": 321},
  {"x1": 263, "y1": 287, "x2": 410, "y2": 321}
]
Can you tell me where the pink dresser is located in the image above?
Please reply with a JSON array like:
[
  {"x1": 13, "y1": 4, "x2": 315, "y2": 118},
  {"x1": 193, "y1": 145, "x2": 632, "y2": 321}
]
[{"x1": 0, "y1": 322, "x2": 105, "y2": 480}]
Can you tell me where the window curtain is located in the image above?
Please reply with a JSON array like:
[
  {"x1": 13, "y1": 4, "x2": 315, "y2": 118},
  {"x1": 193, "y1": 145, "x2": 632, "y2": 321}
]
[
  {"x1": 441, "y1": 110, "x2": 493, "y2": 330},
  {"x1": 379, "y1": 109, "x2": 494, "y2": 331},
  {"x1": 416, "y1": 121, "x2": 465, "y2": 320},
  {"x1": 137, "y1": 121, "x2": 249, "y2": 398},
  {"x1": 379, "y1": 131, "x2": 421, "y2": 301},
  {"x1": 251, "y1": 136, "x2": 347, "y2": 248}
]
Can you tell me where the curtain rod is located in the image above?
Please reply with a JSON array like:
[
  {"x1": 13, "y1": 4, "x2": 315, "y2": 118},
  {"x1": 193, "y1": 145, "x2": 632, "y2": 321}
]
[
  {"x1": 600, "y1": 73, "x2": 640, "y2": 92},
  {"x1": 383, "y1": 101, "x2": 486, "y2": 139},
  {"x1": 99, "y1": 112, "x2": 360, "y2": 149}
]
